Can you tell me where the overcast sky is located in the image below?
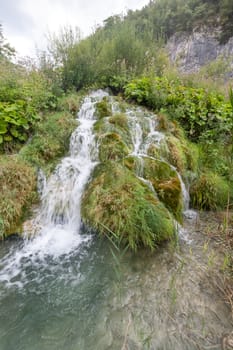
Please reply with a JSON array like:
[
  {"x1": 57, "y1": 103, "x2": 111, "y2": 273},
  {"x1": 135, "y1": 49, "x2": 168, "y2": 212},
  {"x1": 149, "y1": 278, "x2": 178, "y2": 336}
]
[{"x1": 0, "y1": 0, "x2": 149, "y2": 57}]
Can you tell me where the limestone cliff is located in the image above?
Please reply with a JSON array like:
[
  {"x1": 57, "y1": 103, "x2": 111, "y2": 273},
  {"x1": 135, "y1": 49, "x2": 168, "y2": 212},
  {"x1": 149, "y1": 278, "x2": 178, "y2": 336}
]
[{"x1": 167, "y1": 27, "x2": 233, "y2": 76}]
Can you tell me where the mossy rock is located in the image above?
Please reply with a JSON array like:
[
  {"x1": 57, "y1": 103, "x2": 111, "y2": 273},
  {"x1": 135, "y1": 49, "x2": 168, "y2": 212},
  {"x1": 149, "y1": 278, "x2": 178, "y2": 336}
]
[
  {"x1": 98, "y1": 132, "x2": 131, "y2": 162},
  {"x1": 94, "y1": 113, "x2": 133, "y2": 148},
  {"x1": 166, "y1": 135, "x2": 188, "y2": 174},
  {"x1": 81, "y1": 162, "x2": 175, "y2": 251},
  {"x1": 95, "y1": 97, "x2": 112, "y2": 118},
  {"x1": 147, "y1": 142, "x2": 169, "y2": 160},
  {"x1": 109, "y1": 113, "x2": 128, "y2": 130},
  {"x1": 190, "y1": 171, "x2": 230, "y2": 210},
  {"x1": 0, "y1": 155, "x2": 37, "y2": 238},
  {"x1": 143, "y1": 157, "x2": 183, "y2": 221}
]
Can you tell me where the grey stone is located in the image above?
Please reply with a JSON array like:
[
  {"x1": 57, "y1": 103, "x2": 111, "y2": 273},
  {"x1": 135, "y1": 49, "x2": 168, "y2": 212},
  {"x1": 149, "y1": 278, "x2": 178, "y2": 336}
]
[{"x1": 166, "y1": 27, "x2": 233, "y2": 76}]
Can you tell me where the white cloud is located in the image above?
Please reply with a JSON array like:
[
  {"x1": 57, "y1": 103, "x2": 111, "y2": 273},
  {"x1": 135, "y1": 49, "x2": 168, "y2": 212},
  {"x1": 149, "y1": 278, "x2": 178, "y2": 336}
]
[{"x1": 0, "y1": 0, "x2": 149, "y2": 57}]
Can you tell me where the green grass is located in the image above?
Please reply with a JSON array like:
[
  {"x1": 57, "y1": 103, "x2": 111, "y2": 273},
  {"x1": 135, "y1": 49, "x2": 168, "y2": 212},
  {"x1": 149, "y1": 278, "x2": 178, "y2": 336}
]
[
  {"x1": 19, "y1": 111, "x2": 77, "y2": 175},
  {"x1": 0, "y1": 92, "x2": 81, "y2": 237},
  {"x1": 0, "y1": 155, "x2": 37, "y2": 238},
  {"x1": 81, "y1": 162, "x2": 175, "y2": 251},
  {"x1": 190, "y1": 171, "x2": 231, "y2": 210}
]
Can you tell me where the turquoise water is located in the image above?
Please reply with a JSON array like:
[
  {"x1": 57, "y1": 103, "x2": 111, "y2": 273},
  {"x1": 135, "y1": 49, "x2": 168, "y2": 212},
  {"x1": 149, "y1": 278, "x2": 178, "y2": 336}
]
[
  {"x1": 0, "y1": 92, "x2": 231, "y2": 349},
  {"x1": 0, "y1": 224, "x2": 232, "y2": 350},
  {"x1": 0, "y1": 236, "x2": 117, "y2": 350}
]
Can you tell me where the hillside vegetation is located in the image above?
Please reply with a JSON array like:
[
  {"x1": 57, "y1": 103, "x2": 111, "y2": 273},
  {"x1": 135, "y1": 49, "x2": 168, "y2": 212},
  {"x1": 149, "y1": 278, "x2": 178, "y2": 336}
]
[{"x1": 0, "y1": 0, "x2": 233, "y2": 243}]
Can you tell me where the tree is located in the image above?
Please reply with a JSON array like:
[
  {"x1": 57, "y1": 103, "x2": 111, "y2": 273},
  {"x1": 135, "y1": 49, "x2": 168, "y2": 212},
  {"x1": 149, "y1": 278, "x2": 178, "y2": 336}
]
[
  {"x1": 0, "y1": 24, "x2": 15, "y2": 60},
  {"x1": 46, "y1": 25, "x2": 82, "y2": 90}
]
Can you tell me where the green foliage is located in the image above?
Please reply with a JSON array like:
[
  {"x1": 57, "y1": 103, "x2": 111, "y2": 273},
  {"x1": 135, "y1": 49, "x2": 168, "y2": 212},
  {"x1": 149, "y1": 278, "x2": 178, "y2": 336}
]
[
  {"x1": 141, "y1": 157, "x2": 183, "y2": 221},
  {"x1": 190, "y1": 171, "x2": 230, "y2": 210},
  {"x1": 98, "y1": 132, "x2": 130, "y2": 162},
  {"x1": 0, "y1": 24, "x2": 15, "y2": 59},
  {"x1": 0, "y1": 57, "x2": 59, "y2": 151},
  {"x1": 0, "y1": 156, "x2": 37, "y2": 237},
  {"x1": 200, "y1": 55, "x2": 231, "y2": 79},
  {"x1": 109, "y1": 113, "x2": 128, "y2": 129},
  {"x1": 124, "y1": 76, "x2": 233, "y2": 144},
  {"x1": 95, "y1": 98, "x2": 112, "y2": 118},
  {"x1": 0, "y1": 100, "x2": 38, "y2": 145},
  {"x1": 81, "y1": 162, "x2": 175, "y2": 251},
  {"x1": 19, "y1": 111, "x2": 77, "y2": 174}
]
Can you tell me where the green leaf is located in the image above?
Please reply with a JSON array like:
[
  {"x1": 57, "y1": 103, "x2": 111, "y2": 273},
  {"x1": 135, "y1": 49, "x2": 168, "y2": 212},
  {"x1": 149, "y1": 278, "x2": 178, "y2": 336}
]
[
  {"x1": 0, "y1": 123, "x2": 7, "y2": 134},
  {"x1": 10, "y1": 127, "x2": 19, "y2": 138},
  {"x1": 3, "y1": 134, "x2": 13, "y2": 142}
]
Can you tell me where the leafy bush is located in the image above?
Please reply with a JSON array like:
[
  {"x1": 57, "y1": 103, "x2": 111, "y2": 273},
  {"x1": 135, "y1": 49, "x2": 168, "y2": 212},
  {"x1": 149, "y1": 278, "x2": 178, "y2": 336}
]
[
  {"x1": 124, "y1": 76, "x2": 233, "y2": 144},
  {"x1": 0, "y1": 59, "x2": 59, "y2": 151},
  {"x1": 0, "y1": 100, "x2": 38, "y2": 145}
]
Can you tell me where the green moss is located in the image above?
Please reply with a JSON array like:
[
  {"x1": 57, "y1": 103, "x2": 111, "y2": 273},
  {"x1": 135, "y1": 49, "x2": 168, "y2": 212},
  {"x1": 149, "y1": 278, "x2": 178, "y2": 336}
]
[
  {"x1": 57, "y1": 92, "x2": 84, "y2": 115},
  {"x1": 142, "y1": 157, "x2": 183, "y2": 221},
  {"x1": 190, "y1": 172, "x2": 230, "y2": 210},
  {"x1": 98, "y1": 132, "x2": 131, "y2": 162},
  {"x1": 81, "y1": 162, "x2": 175, "y2": 251},
  {"x1": 123, "y1": 156, "x2": 183, "y2": 221},
  {"x1": 109, "y1": 113, "x2": 128, "y2": 129},
  {"x1": 166, "y1": 135, "x2": 188, "y2": 174},
  {"x1": 95, "y1": 97, "x2": 112, "y2": 118},
  {"x1": 147, "y1": 142, "x2": 168, "y2": 160},
  {"x1": 122, "y1": 156, "x2": 138, "y2": 171},
  {"x1": 19, "y1": 111, "x2": 77, "y2": 175},
  {"x1": 0, "y1": 155, "x2": 37, "y2": 238},
  {"x1": 94, "y1": 118, "x2": 109, "y2": 134}
]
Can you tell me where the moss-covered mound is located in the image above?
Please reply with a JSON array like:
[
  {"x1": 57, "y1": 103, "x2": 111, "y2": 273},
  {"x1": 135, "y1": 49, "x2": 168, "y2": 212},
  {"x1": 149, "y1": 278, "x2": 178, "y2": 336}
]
[
  {"x1": 0, "y1": 156, "x2": 37, "y2": 238},
  {"x1": 94, "y1": 112, "x2": 133, "y2": 152},
  {"x1": 123, "y1": 156, "x2": 183, "y2": 222},
  {"x1": 81, "y1": 162, "x2": 175, "y2": 250},
  {"x1": 95, "y1": 97, "x2": 112, "y2": 118},
  {"x1": 98, "y1": 132, "x2": 131, "y2": 162},
  {"x1": 19, "y1": 111, "x2": 77, "y2": 175},
  {"x1": 190, "y1": 171, "x2": 230, "y2": 210}
]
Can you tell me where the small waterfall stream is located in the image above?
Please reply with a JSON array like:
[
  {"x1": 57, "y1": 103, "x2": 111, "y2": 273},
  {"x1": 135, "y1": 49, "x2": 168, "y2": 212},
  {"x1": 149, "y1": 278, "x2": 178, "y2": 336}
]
[
  {"x1": 127, "y1": 108, "x2": 190, "y2": 215},
  {"x1": 31, "y1": 90, "x2": 106, "y2": 254},
  {"x1": 0, "y1": 91, "x2": 231, "y2": 350}
]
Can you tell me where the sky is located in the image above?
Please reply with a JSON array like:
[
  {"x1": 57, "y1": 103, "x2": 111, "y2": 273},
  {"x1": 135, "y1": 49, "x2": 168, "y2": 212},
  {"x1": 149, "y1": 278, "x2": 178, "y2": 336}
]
[{"x1": 0, "y1": 0, "x2": 150, "y2": 58}]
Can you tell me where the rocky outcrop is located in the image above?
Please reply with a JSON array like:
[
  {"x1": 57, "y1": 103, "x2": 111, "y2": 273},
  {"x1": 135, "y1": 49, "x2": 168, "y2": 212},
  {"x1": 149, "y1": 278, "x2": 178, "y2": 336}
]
[{"x1": 167, "y1": 27, "x2": 233, "y2": 75}]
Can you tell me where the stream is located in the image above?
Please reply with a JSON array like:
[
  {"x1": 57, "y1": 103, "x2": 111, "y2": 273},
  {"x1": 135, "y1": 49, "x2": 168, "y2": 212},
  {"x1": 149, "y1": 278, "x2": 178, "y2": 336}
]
[{"x1": 0, "y1": 91, "x2": 232, "y2": 350}]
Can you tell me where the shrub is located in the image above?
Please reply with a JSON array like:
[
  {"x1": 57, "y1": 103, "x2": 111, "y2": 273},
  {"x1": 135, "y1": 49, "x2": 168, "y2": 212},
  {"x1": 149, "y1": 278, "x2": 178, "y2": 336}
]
[{"x1": 190, "y1": 172, "x2": 230, "y2": 210}]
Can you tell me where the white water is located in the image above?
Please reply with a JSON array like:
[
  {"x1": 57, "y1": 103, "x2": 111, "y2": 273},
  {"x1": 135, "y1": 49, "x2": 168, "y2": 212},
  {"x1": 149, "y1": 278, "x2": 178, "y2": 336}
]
[
  {"x1": 0, "y1": 92, "x2": 231, "y2": 350},
  {"x1": 0, "y1": 90, "x2": 108, "y2": 286},
  {"x1": 32, "y1": 90, "x2": 109, "y2": 256},
  {"x1": 126, "y1": 109, "x2": 190, "y2": 211}
]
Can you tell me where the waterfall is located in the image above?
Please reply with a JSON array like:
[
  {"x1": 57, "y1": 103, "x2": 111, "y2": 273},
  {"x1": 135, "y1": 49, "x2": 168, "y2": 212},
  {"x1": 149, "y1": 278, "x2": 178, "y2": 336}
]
[
  {"x1": 127, "y1": 107, "x2": 190, "y2": 215},
  {"x1": 32, "y1": 90, "x2": 109, "y2": 253}
]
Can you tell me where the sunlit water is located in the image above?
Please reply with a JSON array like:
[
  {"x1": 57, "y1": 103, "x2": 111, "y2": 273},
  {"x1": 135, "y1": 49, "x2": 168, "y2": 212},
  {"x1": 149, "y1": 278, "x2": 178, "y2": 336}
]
[{"x1": 0, "y1": 92, "x2": 232, "y2": 350}]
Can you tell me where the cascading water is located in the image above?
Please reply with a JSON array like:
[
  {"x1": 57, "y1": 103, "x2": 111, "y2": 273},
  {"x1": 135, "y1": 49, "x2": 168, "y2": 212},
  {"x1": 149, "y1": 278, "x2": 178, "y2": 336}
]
[
  {"x1": 0, "y1": 92, "x2": 231, "y2": 350},
  {"x1": 0, "y1": 90, "x2": 107, "y2": 282},
  {"x1": 31, "y1": 90, "x2": 107, "y2": 254},
  {"x1": 126, "y1": 108, "x2": 190, "y2": 213}
]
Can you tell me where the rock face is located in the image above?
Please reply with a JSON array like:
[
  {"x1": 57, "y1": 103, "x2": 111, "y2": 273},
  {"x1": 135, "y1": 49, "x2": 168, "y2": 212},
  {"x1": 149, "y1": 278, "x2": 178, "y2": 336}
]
[{"x1": 167, "y1": 27, "x2": 233, "y2": 75}]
